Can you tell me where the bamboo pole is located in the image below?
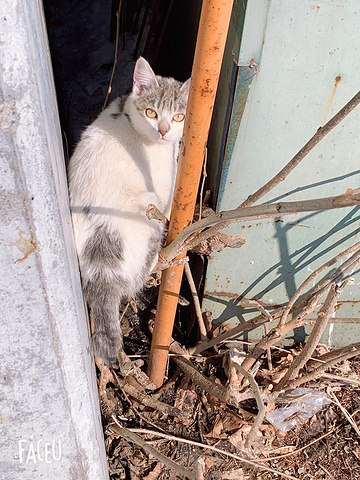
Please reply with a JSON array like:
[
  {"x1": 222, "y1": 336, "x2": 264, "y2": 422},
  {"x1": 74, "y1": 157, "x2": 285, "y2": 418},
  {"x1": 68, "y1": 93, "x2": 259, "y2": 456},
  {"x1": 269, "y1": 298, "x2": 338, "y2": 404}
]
[{"x1": 147, "y1": 0, "x2": 234, "y2": 386}]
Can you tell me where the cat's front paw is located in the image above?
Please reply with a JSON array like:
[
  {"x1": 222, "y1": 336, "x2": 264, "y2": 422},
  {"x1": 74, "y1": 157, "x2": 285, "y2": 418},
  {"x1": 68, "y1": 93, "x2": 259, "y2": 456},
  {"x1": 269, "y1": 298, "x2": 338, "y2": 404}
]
[{"x1": 92, "y1": 329, "x2": 123, "y2": 366}]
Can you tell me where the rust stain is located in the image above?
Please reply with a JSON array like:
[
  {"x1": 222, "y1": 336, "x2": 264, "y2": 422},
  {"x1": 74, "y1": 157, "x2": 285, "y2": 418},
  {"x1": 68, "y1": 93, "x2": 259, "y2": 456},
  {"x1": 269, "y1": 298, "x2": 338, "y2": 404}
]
[
  {"x1": 204, "y1": 290, "x2": 240, "y2": 300},
  {"x1": 323, "y1": 74, "x2": 342, "y2": 122},
  {"x1": 12, "y1": 231, "x2": 37, "y2": 262}
]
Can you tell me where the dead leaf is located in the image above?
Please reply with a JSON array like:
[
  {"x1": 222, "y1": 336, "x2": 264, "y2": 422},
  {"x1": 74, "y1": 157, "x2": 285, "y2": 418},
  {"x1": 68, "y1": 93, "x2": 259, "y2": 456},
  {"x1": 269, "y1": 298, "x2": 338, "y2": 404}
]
[
  {"x1": 206, "y1": 413, "x2": 226, "y2": 439},
  {"x1": 174, "y1": 380, "x2": 200, "y2": 425},
  {"x1": 143, "y1": 462, "x2": 164, "y2": 480},
  {"x1": 221, "y1": 410, "x2": 245, "y2": 432},
  {"x1": 221, "y1": 467, "x2": 244, "y2": 479},
  {"x1": 228, "y1": 425, "x2": 252, "y2": 450},
  {"x1": 204, "y1": 457, "x2": 214, "y2": 469}
]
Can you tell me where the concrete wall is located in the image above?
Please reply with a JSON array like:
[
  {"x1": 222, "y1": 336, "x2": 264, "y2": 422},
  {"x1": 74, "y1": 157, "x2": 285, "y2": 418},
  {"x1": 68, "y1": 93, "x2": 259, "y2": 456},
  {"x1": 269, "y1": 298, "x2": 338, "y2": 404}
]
[{"x1": 0, "y1": 1, "x2": 109, "y2": 478}]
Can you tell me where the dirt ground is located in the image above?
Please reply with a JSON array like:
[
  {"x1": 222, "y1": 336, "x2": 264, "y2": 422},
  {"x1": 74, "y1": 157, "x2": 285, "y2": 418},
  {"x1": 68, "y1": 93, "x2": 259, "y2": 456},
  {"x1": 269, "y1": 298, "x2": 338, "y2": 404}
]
[{"x1": 98, "y1": 309, "x2": 360, "y2": 480}]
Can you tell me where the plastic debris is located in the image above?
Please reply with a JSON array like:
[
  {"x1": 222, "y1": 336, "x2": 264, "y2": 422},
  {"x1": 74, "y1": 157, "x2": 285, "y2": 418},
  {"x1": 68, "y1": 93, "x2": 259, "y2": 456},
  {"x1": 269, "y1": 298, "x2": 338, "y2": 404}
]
[{"x1": 266, "y1": 387, "x2": 331, "y2": 432}]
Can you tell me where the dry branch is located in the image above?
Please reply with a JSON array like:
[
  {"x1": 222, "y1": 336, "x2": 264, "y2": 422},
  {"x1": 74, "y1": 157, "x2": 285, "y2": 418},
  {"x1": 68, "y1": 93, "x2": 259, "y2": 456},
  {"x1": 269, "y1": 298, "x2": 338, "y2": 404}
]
[
  {"x1": 196, "y1": 242, "x2": 360, "y2": 386},
  {"x1": 330, "y1": 391, "x2": 360, "y2": 437},
  {"x1": 288, "y1": 343, "x2": 360, "y2": 389},
  {"x1": 275, "y1": 281, "x2": 349, "y2": 391},
  {"x1": 238, "y1": 287, "x2": 331, "y2": 382},
  {"x1": 169, "y1": 340, "x2": 240, "y2": 406},
  {"x1": 158, "y1": 189, "x2": 360, "y2": 268},
  {"x1": 127, "y1": 428, "x2": 301, "y2": 480},
  {"x1": 279, "y1": 242, "x2": 360, "y2": 326},
  {"x1": 194, "y1": 243, "x2": 360, "y2": 357},
  {"x1": 109, "y1": 422, "x2": 198, "y2": 480},
  {"x1": 307, "y1": 341, "x2": 360, "y2": 370},
  {"x1": 102, "y1": 0, "x2": 123, "y2": 110},
  {"x1": 239, "y1": 89, "x2": 360, "y2": 207},
  {"x1": 184, "y1": 262, "x2": 208, "y2": 339},
  {"x1": 146, "y1": 203, "x2": 169, "y2": 226},
  {"x1": 110, "y1": 369, "x2": 187, "y2": 420},
  {"x1": 255, "y1": 429, "x2": 335, "y2": 462},
  {"x1": 193, "y1": 309, "x2": 282, "y2": 355},
  {"x1": 229, "y1": 350, "x2": 266, "y2": 448}
]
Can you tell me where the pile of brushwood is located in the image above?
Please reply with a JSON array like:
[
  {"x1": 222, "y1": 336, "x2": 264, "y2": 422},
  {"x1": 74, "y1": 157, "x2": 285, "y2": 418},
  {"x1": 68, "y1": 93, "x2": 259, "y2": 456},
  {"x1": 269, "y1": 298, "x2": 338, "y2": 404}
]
[
  {"x1": 96, "y1": 89, "x2": 360, "y2": 479},
  {"x1": 96, "y1": 241, "x2": 360, "y2": 479},
  {"x1": 98, "y1": 226, "x2": 360, "y2": 480}
]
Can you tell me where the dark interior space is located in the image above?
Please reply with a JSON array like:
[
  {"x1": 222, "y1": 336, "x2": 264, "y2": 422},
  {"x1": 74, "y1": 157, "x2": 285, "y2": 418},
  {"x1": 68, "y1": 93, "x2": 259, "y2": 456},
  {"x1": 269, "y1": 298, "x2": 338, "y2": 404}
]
[
  {"x1": 43, "y1": 0, "x2": 205, "y2": 348},
  {"x1": 43, "y1": 0, "x2": 201, "y2": 159}
]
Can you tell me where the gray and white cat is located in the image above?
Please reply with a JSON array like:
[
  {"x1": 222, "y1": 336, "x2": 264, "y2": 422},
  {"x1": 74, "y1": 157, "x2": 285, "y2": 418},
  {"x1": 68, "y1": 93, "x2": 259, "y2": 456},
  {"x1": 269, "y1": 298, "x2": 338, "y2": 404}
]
[{"x1": 68, "y1": 57, "x2": 190, "y2": 365}]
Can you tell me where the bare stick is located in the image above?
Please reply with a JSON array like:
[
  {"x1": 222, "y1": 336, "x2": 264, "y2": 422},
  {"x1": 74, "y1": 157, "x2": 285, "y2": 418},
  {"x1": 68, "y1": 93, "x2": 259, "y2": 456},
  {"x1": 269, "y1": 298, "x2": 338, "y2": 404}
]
[
  {"x1": 288, "y1": 344, "x2": 360, "y2": 389},
  {"x1": 158, "y1": 189, "x2": 360, "y2": 268},
  {"x1": 116, "y1": 375, "x2": 165, "y2": 432},
  {"x1": 146, "y1": 204, "x2": 169, "y2": 226},
  {"x1": 170, "y1": 340, "x2": 239, "y2": 406},
  {"x1": 194, "y1": 285, "x2": 327, "y2": 357},
  {"x1": 240, "y1": 298, "x2": 273, "y2": 322},
  {"x1": 194, "y1": 458, "x2": 205, "y2": 480},
  {"x1": 184, "y1": 262, "x2": 208, "y2": 339},
  {"x1": 127, "y1": 428, "x2": 301, "y2": 480},
  {"x1": 240, "y1": 298, "x2": 274, "y2": 370},
  {"x1": 152, "y1": 369, "x2": 182, "y2": 401},
  {"x1": 307, "y1": 341, "x2": 360, "y2": 370},
  {"x1": 275, "y1": 281, "x2": 349, "y2": 391},
  {"x1": 264, "y1": 323, "x2": 273, "y2": 370},
  {"x1": 111, "y1": 370, "x2": 187, "y2": 420},
  {"x1": 109, "y1": 421, "x2": 198, "y2": 480},
  {"x1": 239, "y1": 287, "x2": 331, "y2": 381},
  {"x1": 239, "y1": 90, "x2": 360, "y2": 207},
  {"x1": 238, "y1": 246, "x2": 360, "y2": 380},
  {"x1": 194, "y1": 308, "x2": 284, "y2": 355},
  {"x1": 320, "y1": 373, "x2": 360, "y2": 386},
  {"x1": 330, "y1": 392, "x2": 360, "y2": 437},
  {"x1": 229, "y1": 350, "x2": 266, "y2": 448},
  {"x1": 185, "y1": 190, "x2": 360, "y2": 254},
  {"x1": 102, "y1": 0, "x2": 123, "y2": 110},
  {"x1": 279, "y1": 243, "x2": 360, "y2": 326},
  {"x1": 193, "y1": 241, "x2": 359, "y2": 357},
  {"x1": 255, "y1": 429, "x2": 334, "y2": 462}
]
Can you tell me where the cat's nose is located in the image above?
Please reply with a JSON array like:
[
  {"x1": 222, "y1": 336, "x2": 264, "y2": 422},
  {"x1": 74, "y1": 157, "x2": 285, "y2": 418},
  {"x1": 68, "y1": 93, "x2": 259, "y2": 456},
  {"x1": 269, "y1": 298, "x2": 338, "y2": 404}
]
[{"x1": 158, "y1": 119, "x2": 170, "y2": 137}]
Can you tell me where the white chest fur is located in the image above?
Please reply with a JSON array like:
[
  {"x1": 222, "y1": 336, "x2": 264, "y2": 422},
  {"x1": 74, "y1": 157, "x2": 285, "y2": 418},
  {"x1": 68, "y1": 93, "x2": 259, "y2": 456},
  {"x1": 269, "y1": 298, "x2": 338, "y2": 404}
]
[{"x1": 69, "y1": 103, "x2": 178, "y2": 221}]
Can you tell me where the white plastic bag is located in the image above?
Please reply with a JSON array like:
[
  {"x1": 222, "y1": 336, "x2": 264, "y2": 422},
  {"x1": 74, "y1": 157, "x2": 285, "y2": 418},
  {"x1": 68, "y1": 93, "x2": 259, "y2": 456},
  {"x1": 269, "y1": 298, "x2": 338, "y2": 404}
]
[{"x1": 266, "y1": 387, "x2": 331, "y2": 432}]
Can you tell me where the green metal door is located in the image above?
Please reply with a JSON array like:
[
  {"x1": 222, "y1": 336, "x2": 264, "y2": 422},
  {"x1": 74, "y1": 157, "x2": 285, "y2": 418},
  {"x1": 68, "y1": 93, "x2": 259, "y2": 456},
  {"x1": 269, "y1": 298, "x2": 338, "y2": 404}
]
[{"x1": 204, "y1": 0, "x2": 360, "y2": 347}]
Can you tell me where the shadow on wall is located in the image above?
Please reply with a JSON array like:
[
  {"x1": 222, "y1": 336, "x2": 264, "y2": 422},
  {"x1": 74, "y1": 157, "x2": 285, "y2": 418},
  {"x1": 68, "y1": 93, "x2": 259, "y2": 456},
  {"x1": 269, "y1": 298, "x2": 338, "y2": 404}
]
[{"x1": 205, "y1": 204, "x2": 360, "y2": 343}]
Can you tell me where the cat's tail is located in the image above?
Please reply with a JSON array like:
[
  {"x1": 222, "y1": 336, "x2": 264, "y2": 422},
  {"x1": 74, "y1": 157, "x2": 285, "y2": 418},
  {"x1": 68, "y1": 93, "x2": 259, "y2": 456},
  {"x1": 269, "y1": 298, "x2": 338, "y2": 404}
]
[
  {"x1": 79, "y1": 223, "x2": 128, "y2": 365},
  {"x1": 83, "y1": 275, "x2": 124, "y2": 366}
]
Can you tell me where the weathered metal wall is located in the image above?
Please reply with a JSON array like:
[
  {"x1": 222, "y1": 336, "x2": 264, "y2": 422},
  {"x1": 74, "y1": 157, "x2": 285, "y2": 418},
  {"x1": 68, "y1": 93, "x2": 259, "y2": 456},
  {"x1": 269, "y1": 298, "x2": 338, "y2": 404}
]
[
  {"x1": 0, "y1": 1, "x2": 109, "y2": 478},
  {"x1": 204, "y1": 0, "x2": 360, "y2": 346}
]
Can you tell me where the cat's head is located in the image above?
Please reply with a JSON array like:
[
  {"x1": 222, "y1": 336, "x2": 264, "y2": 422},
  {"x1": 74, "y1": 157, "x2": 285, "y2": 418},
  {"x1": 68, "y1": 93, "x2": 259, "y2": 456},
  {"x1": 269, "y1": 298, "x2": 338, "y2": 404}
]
[{"x1": 129, "y1": 57, "x2": 190, "y2": 144}]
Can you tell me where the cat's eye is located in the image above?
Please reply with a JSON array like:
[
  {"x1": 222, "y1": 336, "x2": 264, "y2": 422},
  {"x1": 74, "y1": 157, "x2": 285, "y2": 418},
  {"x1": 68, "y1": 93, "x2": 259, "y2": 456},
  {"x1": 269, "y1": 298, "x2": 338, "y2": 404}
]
[
  {"x1": 145, "y1": 108, "x2": 157, "y2": 119},
  {"x1": 173, "y1": 113, "x2": 185, "y2": 122}
]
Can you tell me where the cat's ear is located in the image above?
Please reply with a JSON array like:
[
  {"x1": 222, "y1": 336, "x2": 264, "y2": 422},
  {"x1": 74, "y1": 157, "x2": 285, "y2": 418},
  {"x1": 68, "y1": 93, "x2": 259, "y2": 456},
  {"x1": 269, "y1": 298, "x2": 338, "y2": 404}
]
[
  {"x1": 133, "y1": 57, "x2": 158, "y2": 95},
  {"x1": 180, "y1": 78, "x2": 191, "y2": 100}
]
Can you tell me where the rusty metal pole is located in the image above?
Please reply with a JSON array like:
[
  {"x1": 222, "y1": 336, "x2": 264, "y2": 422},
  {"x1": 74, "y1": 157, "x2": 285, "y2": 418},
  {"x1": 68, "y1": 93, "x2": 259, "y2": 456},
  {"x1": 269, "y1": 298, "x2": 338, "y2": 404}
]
[{"x1": 147, "y1": 0, "x2": 234, "y2": 387}]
